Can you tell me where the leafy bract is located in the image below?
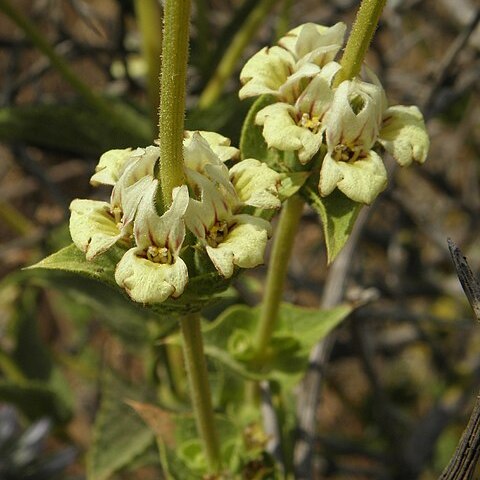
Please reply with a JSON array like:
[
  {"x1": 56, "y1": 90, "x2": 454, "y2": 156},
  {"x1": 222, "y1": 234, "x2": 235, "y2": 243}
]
[
  {"x1": 27, "y1": 244, "x2": 230, "y2": 316},
  {"x1": 180, "y1": 303, "x2": 351, "y2": 389},
  {"x1": 303, "y1": 186, "x2": 362, "y2": 263}
]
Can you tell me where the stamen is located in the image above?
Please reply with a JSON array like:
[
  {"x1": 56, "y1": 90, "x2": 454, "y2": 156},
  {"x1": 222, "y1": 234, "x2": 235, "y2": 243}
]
[
  {"x1": 111, "y1": 206, "x2": 123, "y2": 225},
  {"x1": 333, "y1": 144, "x2": 363, "y2": 163},
  {"x1": 207, "y1": 220, "x2": 229, "y2": 248},
  {"x1": 146, "y1": 245, "x2": 173, "y2": 264},
  {"x1": 299, "y1": 113, "x2": 321, "y2": 133}
]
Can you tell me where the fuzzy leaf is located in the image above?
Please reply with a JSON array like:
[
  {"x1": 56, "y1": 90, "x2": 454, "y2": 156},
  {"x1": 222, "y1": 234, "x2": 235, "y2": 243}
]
[
  {"x1": 303, "y1": 186, "x2": 362, "y2": 263},
  {"x1": 87, "y1": 372, "x2": 154, "y2": 480},
  {"x1": 198, "y1": 302, "x2": 351, "y2": 386},
  {"x1": 28, "y1": 244, "x2": 230, "y2": 316}
]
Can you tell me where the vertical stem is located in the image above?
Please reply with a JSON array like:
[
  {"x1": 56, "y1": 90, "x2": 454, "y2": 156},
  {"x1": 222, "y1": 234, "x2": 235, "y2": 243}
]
[
  {"x1": 335, "y1": 0, "x2": 386, "y2": 85},
  {"x1": 134, "y1": 0, "x2": 163, "y2": 134},
  {"x1": 158, "y1": 0, "x2": 190, "y2": 206},
  {"x1": 253, "y1": 195, "x2": 304, "y2": 359},
  {"x1": 180, "y1": 314, "x2": 221, "y2": 473},
  {"x1": 198, "y1": 0, "x2": 277, "y2": 109}
]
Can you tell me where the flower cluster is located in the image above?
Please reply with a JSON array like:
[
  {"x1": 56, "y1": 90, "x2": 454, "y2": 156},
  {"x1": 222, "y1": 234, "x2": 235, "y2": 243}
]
[
  {"x1": 240, "y1": 22, "x2": 429, "y2": 204},
  {"x1": 69, "y1": 132, "x2": 281, "y2": 304}
]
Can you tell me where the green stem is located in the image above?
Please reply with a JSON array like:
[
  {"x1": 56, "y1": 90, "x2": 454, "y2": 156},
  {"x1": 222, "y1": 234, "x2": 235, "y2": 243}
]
[
  {"x1": 253, "y1": 195, "x2": 304, "y2": 359},
  {"x1": 0, "y1": 0, "x2": 113, "y2": 117},
  {"x1": 198, "y1": 0, "x2": 276, "y2": 109},
  {"x1": 180, "y1": 314, "x2": 221, "y2": 473},
  {"x1": 134, "y1": 0, "x2": 163, "y2": 134},
  {"x1": 335, "y1": 0, "x2": 386, "y2": 85},
  {"x1": 158, "y1": 0, "x2": 190, "y2": 206}
]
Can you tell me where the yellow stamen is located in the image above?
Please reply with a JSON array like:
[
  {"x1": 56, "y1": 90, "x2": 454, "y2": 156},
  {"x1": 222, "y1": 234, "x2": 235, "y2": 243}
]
[
  {"x1": 146, "y1": 245, "x2": 172, "y2": 264},
  {"x1": 299, "y1": 113, "x2": 321, "y2": 133}
]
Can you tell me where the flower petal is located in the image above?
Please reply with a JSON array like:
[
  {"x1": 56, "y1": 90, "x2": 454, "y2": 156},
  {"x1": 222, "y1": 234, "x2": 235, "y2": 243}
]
[
  {"x1": 324, "y1": 78, "x2": 385, "y2": 152},
  {"x1": 183, "y1": 132, "x2": 234, "y2": 198},
  {"x1": 378, "y1": 105, "x2": 429, "y2": 166},
  {"x1": 69, "y1": 199, "x2": 127, "y2": 260},
  {"x1": 256, "y1": 103, "x2": 323, "y2": 163},
  {"x1": 134, "y1": 182, "x2": 189, "y2": 256},
  {"x1": 229, "y1": 158, "x2": 281, "y2": 209},
  {"x1": 206, "y1": 214, "x2": 271, "y2": 278},
  {"x1": 185, "y1": 172, "x2": 232, "y2": 239},
  {"x1": 318, "y1": 153, "x2": 344, "y2": 198},
  {"x1": 115, "y1": 247, "x2": 188, "y2": 303},
  {"x1": 319, "y1": 150, "x2": 388, "y2": 204},
  {"x1": 239, "y1": 46, "x2": 296, "y2": 99},
  {"x1": 275, "y1": 22, "x2": 345, "y2": 72},
  {"x1": 277, "y1": 62, "x2": 322, "y2": 104},
  {"x1": 295, "y1": 67, "x2": 337, "y2": 118},
  {"x1": 111, "y1": 145, "x2": 158, "y2": 209},
  {"x1": 282, "y1": 22, "x2": 346, "y2": 67},
  {"x1": 90, "y1": 148, "x2": 135, "y2": 186},
  {"x1": 184, "y1": 131, "x2": 239, "y2": 162}
]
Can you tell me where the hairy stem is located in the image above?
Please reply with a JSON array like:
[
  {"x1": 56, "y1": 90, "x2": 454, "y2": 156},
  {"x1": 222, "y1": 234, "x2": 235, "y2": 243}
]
[
  {"x1": 158, "y1": 0, "x2": 190, "y2": 206},
  {"x1": 335, "y1": 0, "x2": 386, "y2": 85},
  {"x1": 253, "y1": 195, "x2": 304, "y2": 359},
  {"x1": 180, "y1": 314, "x2": 221, "y2": 473}
]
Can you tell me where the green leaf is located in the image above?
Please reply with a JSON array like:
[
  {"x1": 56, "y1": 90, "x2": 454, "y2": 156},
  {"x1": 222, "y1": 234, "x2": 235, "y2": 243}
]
[
  {"x1": 278, "y1": 171, "x2": 310, "y2": 201},
  {"x1": 200, "y1": 303, "x2": 351, "y2": 386},
  {"x1": 28, "y1": 244, "x2": 230, "y2": 316},
  {"x1": 26, "y1": 243, "x2": 121, "y2": 287},
  {"x1": 240, "y1": 95, "x2": 282, "y2": 170},
  {"x1": 303, "y1": 186, "x2": 362, "y2": 263},
  {"x1": 0, "y1": 380, "x2": 71, "y2": 423},
  {"x1": 0, "y1": 100, "x2": 151, "y2": 156},
  {"x1": 87, "y1": 372, "x2": 154, "y2": 480}
]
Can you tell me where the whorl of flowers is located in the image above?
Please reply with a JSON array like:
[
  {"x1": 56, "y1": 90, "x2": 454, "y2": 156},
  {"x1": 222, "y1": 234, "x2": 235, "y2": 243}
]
[
  {"x1": 239, "y1": 22, "x2": 430, "y2": 205},
  {"x1": 69, "y1": 132, "x2": 281, "y2": 304}
]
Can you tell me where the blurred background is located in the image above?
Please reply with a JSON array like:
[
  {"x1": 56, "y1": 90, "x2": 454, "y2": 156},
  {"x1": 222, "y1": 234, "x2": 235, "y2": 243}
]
[{"x1": 0, "y1": 0, "x2": 479, "y2": 478}]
